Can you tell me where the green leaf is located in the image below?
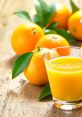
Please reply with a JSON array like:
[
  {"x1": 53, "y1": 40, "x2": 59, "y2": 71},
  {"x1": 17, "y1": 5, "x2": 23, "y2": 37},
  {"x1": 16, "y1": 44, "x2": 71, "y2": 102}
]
[
  {"x1": 12, "y1": 52, "x2": 33, "y2": 79},
  {"x1": 14, "y1": 10, "x2": 32, "y2": 21},
  {"x1": 70, "y1": 0, "x2": 79, "y2": 13},
  {"x1": 38, "y1": 84, "x2": 51, "y2": 101},
  {"x1": 34, "y1": 0, "x2": 56, "y2": 27},
  {"x1": 33, "y1": 15, "x2": 42, "y2": 27},
  {"x1": 45, "y1": 4, "x2": 56, "y2": 25},
  {"x1": 55, "y1": 29, "x2": 78, "y2": 45},
  {"x1": 46, "y1": 22, "x2": 59, "y2": 30},
  {"x1": 44, "y1": 29, "x2": 56, "y2": 34}
]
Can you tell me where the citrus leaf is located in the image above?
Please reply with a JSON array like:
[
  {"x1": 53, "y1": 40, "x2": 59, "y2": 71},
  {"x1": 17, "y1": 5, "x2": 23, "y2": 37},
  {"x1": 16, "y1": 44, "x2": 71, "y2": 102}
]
[
  {"x1": 38, "y1": 84, "x2": 51, "y2": 101},
  {"x1": 14, "y1": 10, "x2": 32, "y2": 21},
  {"x1": 45, "y1": 4, "x2": 56, "y2": 25},
  {"x1": 55, "y1": 29, "x2": 78, "y2": 45},
  {"x1": 34, "y1": 0, "x2": 47, "y2": 27},
  {"x1": 12, "y1": 52, "x2": 33, "y2": 79},
  {"x1": 34, "y1": 0, "x2": 56, "y2": 27},
  {"x1": 70, "y1": 0, "x2": 79, "y2": 13},
  {"x1": 44, "y1": 29, "x2": 56, "y2": 34},
  {"x1": 33, "y1": 15, "x2": 42, "y2": 27},
  {"x1": 46, "y1": 22, "x2": 59, "y2": 30}
]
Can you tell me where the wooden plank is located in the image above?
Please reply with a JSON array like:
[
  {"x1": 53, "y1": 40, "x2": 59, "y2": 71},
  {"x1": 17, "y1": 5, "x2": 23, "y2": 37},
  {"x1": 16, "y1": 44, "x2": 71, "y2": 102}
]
[
  {"x1": 0, "y1": 0, "x2": 82, "y2": 117},
  {"x1": 0, "y1": 0, "x2": 7, "y2": 15}
]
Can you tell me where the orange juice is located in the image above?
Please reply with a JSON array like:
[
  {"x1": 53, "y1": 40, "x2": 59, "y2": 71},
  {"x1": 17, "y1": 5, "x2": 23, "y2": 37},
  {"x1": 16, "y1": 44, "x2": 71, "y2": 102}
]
[{"x1": 46, "y1": 56, "x2": 82, "y2": 101}]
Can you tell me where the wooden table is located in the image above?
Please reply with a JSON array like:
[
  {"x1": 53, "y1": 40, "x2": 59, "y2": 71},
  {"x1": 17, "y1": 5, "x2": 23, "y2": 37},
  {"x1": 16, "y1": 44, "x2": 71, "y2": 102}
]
[{"x1": 0, "y1": 0, "x2": 82, "y2": 117}]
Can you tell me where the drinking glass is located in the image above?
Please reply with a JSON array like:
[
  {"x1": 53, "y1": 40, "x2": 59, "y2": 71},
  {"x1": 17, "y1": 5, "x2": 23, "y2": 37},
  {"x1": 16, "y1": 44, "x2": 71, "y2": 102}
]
[{"x1": 44, "y1": 46, "x2": 82, "y2": 110}]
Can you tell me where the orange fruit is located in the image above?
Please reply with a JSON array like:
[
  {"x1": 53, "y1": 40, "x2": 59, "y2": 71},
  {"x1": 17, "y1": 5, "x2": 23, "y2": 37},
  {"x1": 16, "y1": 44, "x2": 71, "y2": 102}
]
[
  {"x1": 24, "y1": 48, "x2": 59, "y2": 85},
  {"x1": 56, "y1": 46, "x2": 70, "y2": 56},
  {"x1": 47, "y1": 4, "x2": 72, "y2": 29},
  {"x1": 68, "y1": 10, "x2": 82, "y2": 40},
  {"x1": 35, "y1": 34, "x2": 70, "y2": 56},
  {"x1": 11, "y1": 23, "x2": 44, "y2": 55}
]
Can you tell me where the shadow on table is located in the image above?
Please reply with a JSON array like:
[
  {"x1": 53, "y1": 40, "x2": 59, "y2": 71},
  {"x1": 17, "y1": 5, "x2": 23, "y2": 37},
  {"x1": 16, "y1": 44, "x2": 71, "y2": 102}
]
[
  {"x1": 7, "y1": 79, "x2": 42, "y2": 101},
  {"x1": 20, "y1": 81, "x2": 43, "y2": 100},
  {"x1": 20, "y1": 81, "x2": 53, "y2": 102},
  {"x1": 44, "y1": 105, "x2": 82, "y2": 117},
  {"x1": 6, "y1": 55, "x2": 18, "y2": 68}
]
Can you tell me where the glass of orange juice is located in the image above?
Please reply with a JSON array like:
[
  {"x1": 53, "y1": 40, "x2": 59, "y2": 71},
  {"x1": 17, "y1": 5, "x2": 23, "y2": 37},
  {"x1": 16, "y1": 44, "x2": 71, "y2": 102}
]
[{"x1": 44, "y1": 46, "x2": 82, "y2": 110}]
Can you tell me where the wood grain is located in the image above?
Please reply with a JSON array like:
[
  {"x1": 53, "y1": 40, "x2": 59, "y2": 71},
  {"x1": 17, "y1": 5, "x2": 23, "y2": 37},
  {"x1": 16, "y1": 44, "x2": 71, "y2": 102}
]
[{"x1": 0, "y1": 0, "x2": 82, "y2": 117}]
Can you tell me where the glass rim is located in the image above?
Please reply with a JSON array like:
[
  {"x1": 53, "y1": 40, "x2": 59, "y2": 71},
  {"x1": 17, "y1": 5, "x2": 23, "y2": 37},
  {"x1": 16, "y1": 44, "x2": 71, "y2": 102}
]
[
  {"x1": 50, "y1": 45, "x2": 80, "y2": 50},
  {"x1": 44, "y1": 46, "x2": 82, "y2": 66}
]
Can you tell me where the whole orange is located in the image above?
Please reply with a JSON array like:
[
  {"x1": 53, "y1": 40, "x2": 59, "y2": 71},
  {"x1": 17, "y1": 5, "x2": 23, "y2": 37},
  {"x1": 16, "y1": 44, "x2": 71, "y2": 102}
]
[
  {"x1": 24, "y1": 48, "x2": 59, "y2": 85},
  {"x1": 11, "y1": 23, "x2": 44, "y2": 55},
  {"x1": 48, "y1": 4, "x2": 72, "y2": 29},
  {"x1": 68, "y1": 10, "x2": 82, "y2": 40},
  {"x1": 35, "y1": 34, "x2": 70, "y2": 56}
]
